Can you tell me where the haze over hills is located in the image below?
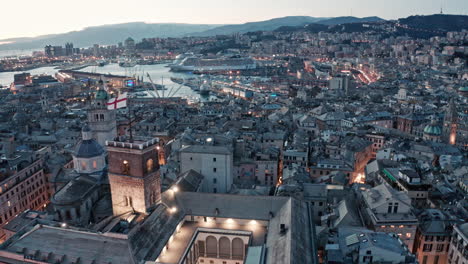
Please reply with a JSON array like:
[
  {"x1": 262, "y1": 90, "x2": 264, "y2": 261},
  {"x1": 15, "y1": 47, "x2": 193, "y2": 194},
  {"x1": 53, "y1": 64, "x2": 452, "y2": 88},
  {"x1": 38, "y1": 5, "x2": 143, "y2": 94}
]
[
  {"x1": 0, "y1": 16, "x2": 385, "y2": 51},
  {"x1": 0, "y1": 23, "x2": 221, "y2": 51},
  {"x1": 1, "y1": 14, "x2": 466, "y2": 52}
]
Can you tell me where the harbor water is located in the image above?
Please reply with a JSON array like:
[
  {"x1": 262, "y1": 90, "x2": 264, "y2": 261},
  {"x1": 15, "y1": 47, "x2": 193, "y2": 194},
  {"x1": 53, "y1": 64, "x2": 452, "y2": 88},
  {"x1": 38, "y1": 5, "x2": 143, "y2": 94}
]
[{"x1": 0, "y1": 63, "x2": 205, "y2": 99}]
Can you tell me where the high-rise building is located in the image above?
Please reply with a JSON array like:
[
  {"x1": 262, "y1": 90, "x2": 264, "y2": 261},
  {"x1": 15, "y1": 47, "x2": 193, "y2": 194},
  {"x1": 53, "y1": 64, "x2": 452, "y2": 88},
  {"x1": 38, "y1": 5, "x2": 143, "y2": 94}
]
[
  {"x1": 65, "y1": 43, "x2": 74, "y2": 56},
  {"x1": 124, "y1": 37, "x2": 135, "y2": 52},
  {"x1": 107, "y1": 137, "x2": 161, "y2": 216},
  {"x1": 44, "y1": 45, "x2": 65, "y2": 57}
]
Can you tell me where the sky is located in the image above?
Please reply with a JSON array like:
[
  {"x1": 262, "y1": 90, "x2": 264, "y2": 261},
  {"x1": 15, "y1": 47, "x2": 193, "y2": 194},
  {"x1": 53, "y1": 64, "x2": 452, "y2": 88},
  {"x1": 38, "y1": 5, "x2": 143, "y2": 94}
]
[{"x1": 1, "y1": 0, "x2": 467, "y2": 39}]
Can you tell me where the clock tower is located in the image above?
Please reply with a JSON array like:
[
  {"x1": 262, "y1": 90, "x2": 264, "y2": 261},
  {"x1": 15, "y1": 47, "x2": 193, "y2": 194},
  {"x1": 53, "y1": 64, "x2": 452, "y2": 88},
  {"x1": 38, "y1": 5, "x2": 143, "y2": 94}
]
[{"x1": 106, "y1": 137, "x2": 161, "y2": 216}]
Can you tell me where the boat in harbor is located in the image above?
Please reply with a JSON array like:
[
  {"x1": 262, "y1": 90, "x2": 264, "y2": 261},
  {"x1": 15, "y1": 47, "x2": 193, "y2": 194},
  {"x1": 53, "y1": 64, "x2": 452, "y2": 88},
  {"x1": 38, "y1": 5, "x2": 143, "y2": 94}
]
[
  {"x1": 97, "y1": 60, "x2": 109, "y2": 67},
  {"x1": 170, "y1": 53, "x2": 256, "y2": 72},
  {"x1": 118, "y1": 57, "x2": 137, "y2": 68}
]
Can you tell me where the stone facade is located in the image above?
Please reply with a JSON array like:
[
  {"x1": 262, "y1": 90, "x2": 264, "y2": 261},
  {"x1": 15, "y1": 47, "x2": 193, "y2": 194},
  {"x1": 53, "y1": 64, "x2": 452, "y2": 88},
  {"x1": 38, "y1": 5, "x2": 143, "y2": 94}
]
[{"x1": 107, "y1": 139, "x2": 161, "y2": 216}]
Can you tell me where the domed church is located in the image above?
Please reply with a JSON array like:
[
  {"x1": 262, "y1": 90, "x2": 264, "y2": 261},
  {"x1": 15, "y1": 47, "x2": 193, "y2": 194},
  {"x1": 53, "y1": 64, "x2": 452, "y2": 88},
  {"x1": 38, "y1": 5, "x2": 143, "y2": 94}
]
[
  {"x1": 50, "y1": 125, "x2": 111, "y2": 226},
  {"x1": 73, "y1": 125, "x2": 106, "y2": 176},
  {"x1": 423, "y1": 116, "x2": 442, "y2": 142}
]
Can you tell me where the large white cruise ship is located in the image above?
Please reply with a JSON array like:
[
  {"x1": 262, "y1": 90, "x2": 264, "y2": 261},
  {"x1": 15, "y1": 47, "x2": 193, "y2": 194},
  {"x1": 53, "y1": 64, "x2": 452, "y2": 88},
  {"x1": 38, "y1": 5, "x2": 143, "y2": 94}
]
[{"x1": 170, "y1": 54, "x2": 257, "y2": 72}]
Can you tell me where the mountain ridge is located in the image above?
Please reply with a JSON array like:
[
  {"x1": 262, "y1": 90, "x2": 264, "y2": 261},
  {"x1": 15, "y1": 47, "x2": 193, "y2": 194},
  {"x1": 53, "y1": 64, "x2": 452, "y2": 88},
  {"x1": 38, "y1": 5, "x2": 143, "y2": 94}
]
[{"x1": 2, "y1": 15, "x2": 465, "y2": 51}]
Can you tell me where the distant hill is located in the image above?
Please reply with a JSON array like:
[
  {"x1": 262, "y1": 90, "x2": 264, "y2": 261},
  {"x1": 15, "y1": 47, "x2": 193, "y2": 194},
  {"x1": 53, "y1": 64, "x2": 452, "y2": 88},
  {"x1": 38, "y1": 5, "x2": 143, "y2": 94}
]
[
  {"x1": 398, "y1": 14, "x2": 468, "y2": 32},
  {"x1": 191, "y1": 16, "x2": 327, "y2": 36},
  {"x1": 192, "y1": 16, "x2": 385, "y2": 36},
  {"x1": 0, "y1": 22, "x2": 221, "y2": 51},
  {"x1": 275, "y1": 14, "x2": 468, "y2": 39},
  {"x1": 275, "y1": 23, "x2": 328, "y2": 33},
  {"x1": 316, "y1": 16, "x2": 384, "y2": 25},
  {"x1": 2, "y1": 14, "x2": 466, "y2": 52}
]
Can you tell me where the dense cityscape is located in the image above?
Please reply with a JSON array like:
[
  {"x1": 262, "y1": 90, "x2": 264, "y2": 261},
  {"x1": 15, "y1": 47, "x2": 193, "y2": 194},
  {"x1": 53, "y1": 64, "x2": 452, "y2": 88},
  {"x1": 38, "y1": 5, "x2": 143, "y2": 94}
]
[{"x1": 0, "y1": 10, "x2": 466, "y2": 264}]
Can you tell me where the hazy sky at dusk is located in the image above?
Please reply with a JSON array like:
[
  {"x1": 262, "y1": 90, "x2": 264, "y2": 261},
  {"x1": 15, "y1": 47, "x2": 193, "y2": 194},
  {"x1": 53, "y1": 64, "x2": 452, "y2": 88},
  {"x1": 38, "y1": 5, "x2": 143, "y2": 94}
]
[{"x1": 1, "y1": 0, "x2": 467, "y2": 39}]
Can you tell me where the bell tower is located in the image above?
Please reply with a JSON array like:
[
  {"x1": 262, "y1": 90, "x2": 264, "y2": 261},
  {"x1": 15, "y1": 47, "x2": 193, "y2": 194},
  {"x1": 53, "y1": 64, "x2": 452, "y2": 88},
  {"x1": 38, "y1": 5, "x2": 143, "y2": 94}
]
[
  {"x1": 106, "y1": 137, "x2": 161, "y2": 216},
  {"x1": 87, "y1": 80, "x2": 117, "y2": 146},
  {"x1": 443, "y1": 98, "x2": 457, "y2": 145}
]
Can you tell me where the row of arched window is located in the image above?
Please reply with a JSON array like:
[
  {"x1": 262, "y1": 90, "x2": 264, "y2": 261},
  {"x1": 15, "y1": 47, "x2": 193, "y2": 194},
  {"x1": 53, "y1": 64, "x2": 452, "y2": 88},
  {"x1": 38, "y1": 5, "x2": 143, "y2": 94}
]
[{"x1": 201, "y1": 236, "x2": 244, "y2": 259}]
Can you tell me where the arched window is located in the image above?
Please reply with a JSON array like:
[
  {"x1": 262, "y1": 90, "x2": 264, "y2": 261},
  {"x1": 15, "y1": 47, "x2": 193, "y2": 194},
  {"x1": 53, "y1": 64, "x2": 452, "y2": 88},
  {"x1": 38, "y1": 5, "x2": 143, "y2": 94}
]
[
  {"x1": 146, "y1": 159, "x2": 154, "y2": 172},
  {"x1": 206, "y1": 236, "x2": 217, "y2": 258},
  {"x1": 219, "y1": 237, "x2": 230, "y2": 258},
  {"x1": 232, "y1": 238, "x2": 244, "y2": 259}
]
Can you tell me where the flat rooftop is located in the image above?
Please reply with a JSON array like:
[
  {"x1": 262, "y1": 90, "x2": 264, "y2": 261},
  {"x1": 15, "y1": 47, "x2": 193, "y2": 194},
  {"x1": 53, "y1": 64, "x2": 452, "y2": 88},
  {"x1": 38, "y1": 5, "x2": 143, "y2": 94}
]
[{"x1": 2, "y1": 225, "x2": 133, "y2": 264}]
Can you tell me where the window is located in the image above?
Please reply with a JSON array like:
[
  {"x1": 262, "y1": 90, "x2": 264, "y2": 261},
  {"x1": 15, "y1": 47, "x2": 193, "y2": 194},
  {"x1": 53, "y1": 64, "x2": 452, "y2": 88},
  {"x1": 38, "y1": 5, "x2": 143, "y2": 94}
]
[
  {"x1": 213, "y1": 178, "x2": 217, "y2": 184},
  {"x1": 213, "y1": 157, "x2": 217, "y2": 162},
  {"x1": 81, "y1": 161, "x2": 87, "y2": 171},
  {"x1": 436, "y1": 236, "x2": 445, "y2": 242},
  {"x1": 213, "y1": 188, "x2": 217, "y2": 193},
  {"x1": 213, "y1": 168, "x2": 217, "y2": 172},
  {"x1": 122, "y1": 160, "x2": 130, "y2": 174},
  {"x1": 433, "y1": 255, "x2": 439, "y2": 264},
  {"x1": 423, "y1": 244, "x2": 433, "y2": 252},
  {"x1": 92, "y1": 160, "x2": 97, "y2": 169},
  {"x1": 436, "y1": 244, "x2": 444, "y2": 252},
  {"x1": 425, "y1": 236, "x2": 434, "y2": 242},
  {"x1": 146, "y1": 159, "x2": 154, "y2": 172},
  {"x1": 388, "y1": 202, "x2": 393, "y2": 213}
]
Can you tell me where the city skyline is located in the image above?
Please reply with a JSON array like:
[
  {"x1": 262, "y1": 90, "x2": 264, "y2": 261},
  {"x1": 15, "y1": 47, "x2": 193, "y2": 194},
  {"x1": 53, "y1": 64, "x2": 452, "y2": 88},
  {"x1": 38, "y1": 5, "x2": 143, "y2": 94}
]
[{"x1": 1, "y1": 0, "x2": 468, "y2": 40}]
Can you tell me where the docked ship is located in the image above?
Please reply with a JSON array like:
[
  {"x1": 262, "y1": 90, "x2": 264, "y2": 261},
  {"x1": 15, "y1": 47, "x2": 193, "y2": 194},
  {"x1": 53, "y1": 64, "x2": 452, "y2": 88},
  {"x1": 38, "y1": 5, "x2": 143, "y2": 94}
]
[
  {"x1": 170, "y1": 54, "x2": 256, "y2": 72},
  {"x1": 96, "y1": 60, "x2": 109, "y2": 67},
  {"x1": 118, "y1": 57, "x2": 137, "y2": 68}
]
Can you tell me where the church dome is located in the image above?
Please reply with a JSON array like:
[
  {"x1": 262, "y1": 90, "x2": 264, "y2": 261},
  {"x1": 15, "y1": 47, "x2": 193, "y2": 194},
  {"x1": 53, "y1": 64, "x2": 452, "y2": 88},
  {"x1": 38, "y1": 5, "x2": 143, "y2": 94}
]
[
  {"x1": 459, "y1": 87, "x2": 468, "y2": 92},
  {"x1": 423, "y1": 124, "x2": 442, "y2": 135},
  {"x1": 95, "y1": 89, "x2": 108, "y2": 100},
  {"x1": 74, "y1": 126, "x2": 104, "y2": 158}
]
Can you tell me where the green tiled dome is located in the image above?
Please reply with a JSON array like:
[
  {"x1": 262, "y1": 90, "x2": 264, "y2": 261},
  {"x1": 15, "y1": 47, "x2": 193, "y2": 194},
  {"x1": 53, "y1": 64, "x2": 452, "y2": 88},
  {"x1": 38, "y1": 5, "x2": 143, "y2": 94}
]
[
  {"x1": 424, "y1": 124, "x2": 442, "y2": 135},
  {"x1": 95, "y1": 89, "x2": 108, "y2": 100},
  {"x1": 459, "y1": 87, "x2": 468, "y2": 92}
]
